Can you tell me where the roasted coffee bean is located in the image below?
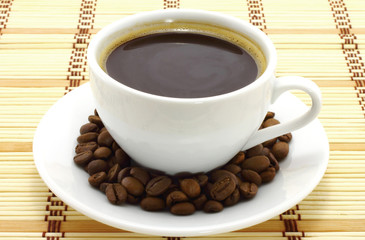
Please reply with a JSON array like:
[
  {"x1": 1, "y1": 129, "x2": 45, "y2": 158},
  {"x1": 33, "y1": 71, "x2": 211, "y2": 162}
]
[
  {"x1": 99, "y1": 182, "x2": 110, "y2": 192},
  {"x1": 77, "y1": 132, "x2": 98, "y2": 143},
  {"x1": 224, "y1": 188, "x2": 240, "y2": 206},
  {"x1": 262, "y1": 137, "x2": 277, "y2": 148},
  {"x1": 107, "y1": 156, "x2": 116, "y2": 168},
  {"x1": 80, "y1": 123, "x2": 99, "y2": 134},
  {"x1": 170, "y1": 202, "x2": 196, "y2": 215},
  {"x1": 210, "y1": 175, "x2": 236, "y2": 201},
  {"x1": 193, "y1": 174, "x2": 209, "y2": 187},
  {"x1": 94, "y1": 109, "x2": 99, "y2": 116},
  {"x1": 262, "y1": 118, "x2": 280, "y2": 128},
  {"x1": 246, "y1": 144, "x2": 264, "y2": 158},
  {"x1": 75, "y1": 142, "x2": 98, "y2": 154},
  {"x1": 121, "y1": 176, "x2": 144, "y2": 196},
  {"x1": 264, "y1": 111, "x2": 275, "y2": 120},
  {"x1": 192, "y1": 194, "x2": 208, "y2": 210},
  {"x1": 146, "y1": 176, "x2": 172, "y2": 196},
  {"x1": 229, "y1": 151, "x2": 245, "y2": 165},
  {"x1": 239, "y1": 182, "x2": 258, "y2": 199},
  {"x1": 166, "y1": 190, "x2": 188, "y2": 207},
  {"x1": 180, "y1": 178, "x2": 201, "y2": 198},
  {"x1": 88, "y1": 171, "x2": 107, "y2": 188},
  {"x1": 130, "y1": 167, "x2": 150, "y2": 185},
  {"x1": 88, "y1": 115, "x2": 103, "y2": 127},
  {"x1": 107, "y1": 163, "x2": 121, "y2": 182},
  {"x1": 94, "y1": 147, "x2": 112, "y2": 159},
  {"x1": 204, "y1": 200, "x2": 224, "y2": 213},
  {"x1": 88, "y1": 160, "x2": 108, "y2": 175},
  {"x1": 140, "y1": 197, "x2": 165, "y2": 211},
  {"x1": 272, "y1": 141, "x2": 289, "y2": 161},
  {"x1": 241, "y1": 169, "x2": 262, "y2": 186},
  {"x1": 223, "y1": 164, "x2": 241, "y2": 175},
  {"x1": 100, "y1": 127, "x2": 107, "y2": 133},
  {"x1": 267, "y1": 152, "x2": 280, "y2": 172},
  {"x1": 97, "y1": 131, "x2": 114, "y2": 147},
  {"x1": 127, "y1": 194, "x2": 141, "y2": 205},
  {"x1": 210, "y1": 169, "x2": 238, "y2": 185},
  {"x1": 117, "y1": 167, "x2": 131, "y2": 182},
  {"x1": 114, "y1": 148, "x2": 130, "y2": 168},
  {"x1": 241, "y1": 156, "x2": 270, "y2": 173},
  {"x1": 105, "y1": 183, "x2": 127, "y2": 204},
  {"x1": 74, "y1": 150, "x2": 93, "y2": 166},
  {"x1": 112, "y1": 141, "x2": 120, "y2": 152},
  {"x1": 279, "y1": 133, "x2": 292, "y2": 143},
  {"x1": 260, "y1": 167, "x2": 276, "y2": 183}
]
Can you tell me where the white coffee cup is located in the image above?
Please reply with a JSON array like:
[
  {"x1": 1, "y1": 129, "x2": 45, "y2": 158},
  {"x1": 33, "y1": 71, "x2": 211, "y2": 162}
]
[{"x1": 88, "y1": 9, "x2": 321, "y2": 175}]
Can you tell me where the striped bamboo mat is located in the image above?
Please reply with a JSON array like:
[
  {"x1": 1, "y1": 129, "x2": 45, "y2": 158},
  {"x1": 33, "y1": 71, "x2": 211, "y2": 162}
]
[{"x1": 1, "y1": 0, "x2": 365, "y2": 239}]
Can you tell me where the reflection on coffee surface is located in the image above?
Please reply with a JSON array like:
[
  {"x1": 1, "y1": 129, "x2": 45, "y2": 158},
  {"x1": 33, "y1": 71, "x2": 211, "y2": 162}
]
[{"x1": 104, "y1": 30, "x2": 264, "y2": 98}]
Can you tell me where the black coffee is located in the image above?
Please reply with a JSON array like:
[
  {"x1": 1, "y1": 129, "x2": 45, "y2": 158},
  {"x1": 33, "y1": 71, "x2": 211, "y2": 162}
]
[{"x1": 105, "y1": 32, "x2": 258, "y2": 98}]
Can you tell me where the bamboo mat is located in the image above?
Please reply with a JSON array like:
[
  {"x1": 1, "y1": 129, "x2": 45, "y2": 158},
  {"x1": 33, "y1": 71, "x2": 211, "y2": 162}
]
[{"x1": 0, "y1": 0, "x2": 365, "y2": 239}]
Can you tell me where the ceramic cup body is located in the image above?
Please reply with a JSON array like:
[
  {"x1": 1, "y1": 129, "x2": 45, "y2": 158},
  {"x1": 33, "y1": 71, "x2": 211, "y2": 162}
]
[{"x1": 88, "y1": 9, "x2": 321, "y2": 175}]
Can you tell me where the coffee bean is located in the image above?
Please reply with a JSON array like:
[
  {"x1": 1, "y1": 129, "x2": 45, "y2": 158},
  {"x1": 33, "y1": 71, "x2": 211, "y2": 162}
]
[
  {"x1": 170, "y1": 202, "x2": 195, "y2": 215},
  {"x1": 241, "y1": 169, "x2": 262, "y2": 186},
  {"x1": 117, "y1": 167, "x2": 131, "y2": 182},
  {"x1": 88, "y1": 115, "x2": 103, "y2": 127},
  {"x1": 140, "y1": 197, "x2": 165, "y2": 211},
  {"x1": 260, "y1": 167, "x2": 276, "y2": 183},
  {"x1": 97, "y1": 131, "x2": 114, "y2": 147},
  {"x1": 146, "y1": 176, "x2": 172, "y2": 196},
  {"x1": 88, "y1": 160, "x2": 108, "y2": 175},
  {"x1": 223, "y1": 164, "x2": 241, "y2": 175},
  {"x1": 239, "y1": 182, "x2": 258, "y2": 199},
  {"x1": 246, "y1": 144, "x2": 264, "y2": 158},
  {"x1": 229, "y1": 151, "x2": 245, "y2": 165},
  {"x1": 262, "y1": 137, "x2": 277, "y2": 148},
  {"x1": 210, "y1": 175, "x2": 236, "y2": 201},
  {"x1": 80, "y1": 123, "x2": 99, "y2": 134},
  {"x1": 271, "y1": 141, "x2": 289, "y2": 161},
  {"x1": 224, "y1": 188, "x2": 240, "y2": 206},
  {"x1": 74, "y1": 150, "x2": 93, "y2": 166},
  {"x1": 99, "y1": 182, "x2": 110, "y2": 192},
  {"x1": 77, "y1": 132, "x2": 98, "y2": 143},
  {"x1": 180, "y1": 178, "x2": 201, "y2": 199},
  {"x1": 100, "y1": 127, "x2": 107, "y2": 133},
  {"x1": 94, "y1": 109, "x2": 99, "y2": 116},
  {"x1": 262, "y1": 118, "x2": 280, "y2": 128},
  {"x1": 75, "y1": 142, "x2": 98, "y2": 154},
  {"x1": 130, "y1": 167, "x2": 150, "y2": 185},
  {"x1": 127, "y1": 194, "x2": 141, "y2": 205},
  {"x1": 192, "y1": 194, "x2": 208, "y2": 210},
  {"x1": 267, "y1": 152, "x2": 280, "y2": 172},
  {"x1": 93, "y1": 147, "x2": 112, "y2": 159},
  {"x1": 114, "y1": 148, "x2": 130, "y2": 168},
  {"x1": 166, "y1": 191, "x2": 188, "y2": 207},
  {"x1": 193, "y1": 174, "x2": 209, "y2": 187},
  {"x1": 88, "y1": 172, "x2": 107, "y2": 188},
  {"x1": 107, "y1": 163, "x2": 121, "y2": 182},
  {"x1": 264, "y1": 111, "x2": 275, "y2": 120},
  {"x1": 105, "y1": 183, "x2": 127, "y2": 204},
  {"x1": 121, "y1": 176, "x2": 144, "y2": 196},
  {"x1": 210, "y1": 169, "x2": 238, "y2": 185},
  {"x1": 279, "y1": 133, "x2": 292, "y2": 143},
  {"x1": 203, "y1": 200, "x2": 224, "y2": 213},
  {"x1": 241, "y1": 156, "x2": 270, "y2": 173},
  {"x1": 112, "y1": 141, "x2": 120, "y2": 152}
]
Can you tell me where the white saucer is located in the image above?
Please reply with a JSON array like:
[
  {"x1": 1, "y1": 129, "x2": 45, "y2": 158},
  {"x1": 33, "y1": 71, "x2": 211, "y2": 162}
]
[{"x1": 33, "y1": 83, "x2": 329, "y2": 237}]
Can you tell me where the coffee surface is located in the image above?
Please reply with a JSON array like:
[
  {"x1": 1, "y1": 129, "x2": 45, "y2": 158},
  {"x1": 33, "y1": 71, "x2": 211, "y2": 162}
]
[{"x1": 105, "y1": 32, "x2": 258, "y2": 98}]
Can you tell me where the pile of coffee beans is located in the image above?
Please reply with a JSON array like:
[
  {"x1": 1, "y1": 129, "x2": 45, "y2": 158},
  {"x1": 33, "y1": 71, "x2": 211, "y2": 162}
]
[{"x1": 74, "y1": 110, "x2": 291, "y2": 215}]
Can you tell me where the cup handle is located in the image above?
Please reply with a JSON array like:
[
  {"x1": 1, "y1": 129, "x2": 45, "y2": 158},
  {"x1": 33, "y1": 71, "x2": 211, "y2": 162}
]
[{"x1": 242, "y1": 76, "x2": 322, "y2": 150}]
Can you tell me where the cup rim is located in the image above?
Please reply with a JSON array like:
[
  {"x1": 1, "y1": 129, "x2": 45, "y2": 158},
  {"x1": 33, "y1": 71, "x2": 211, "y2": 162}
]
[{"x1": 87, "y1": 9, "x2": 277, "y2": 103}]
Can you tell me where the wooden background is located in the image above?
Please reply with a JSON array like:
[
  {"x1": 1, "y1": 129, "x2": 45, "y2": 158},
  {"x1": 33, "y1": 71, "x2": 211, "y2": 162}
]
[{"x1": 0, "y1": 0, "x2": 364, "y2": 239}]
